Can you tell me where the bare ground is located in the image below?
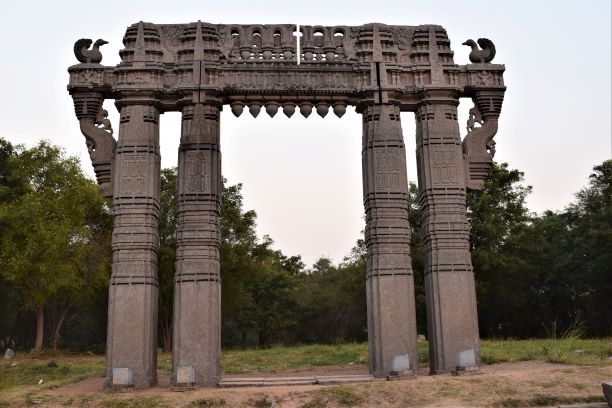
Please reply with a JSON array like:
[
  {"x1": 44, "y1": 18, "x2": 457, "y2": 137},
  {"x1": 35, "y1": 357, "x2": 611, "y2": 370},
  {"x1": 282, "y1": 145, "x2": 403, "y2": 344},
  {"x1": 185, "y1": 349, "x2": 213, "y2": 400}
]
[{"x1": 6, "y1": 361, "x2": 612, "y2": 407}]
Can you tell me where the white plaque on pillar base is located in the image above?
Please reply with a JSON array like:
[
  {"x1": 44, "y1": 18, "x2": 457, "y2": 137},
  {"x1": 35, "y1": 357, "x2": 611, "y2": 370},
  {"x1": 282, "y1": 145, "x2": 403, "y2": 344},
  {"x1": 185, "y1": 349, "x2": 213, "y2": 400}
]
[
  {"x1": 388, "y1": 354, "x2": 414, "y2": 379},
  {"x1": 111, "y1": 367, "x2": 134, "y2": 391},
  {"x1": 171, "y1": 365, "x2": 196, "y2": 391},
  {"x1": 454, "y1": 349, "x2": 479, "y2": 374}
]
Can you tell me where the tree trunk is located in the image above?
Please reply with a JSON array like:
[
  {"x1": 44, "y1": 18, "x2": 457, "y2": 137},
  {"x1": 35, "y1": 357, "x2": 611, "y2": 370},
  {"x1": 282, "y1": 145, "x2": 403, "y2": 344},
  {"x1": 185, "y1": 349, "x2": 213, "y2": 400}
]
[
  {"x1": 160, "y1": 317, "x2": 172, "y2": 352},
  {"x1": 240, "y1": 330, "x2": 247, "y2": 349},
  {"x1": 51, "y1": 307, "x2": 69, "y2": 351},
  {"x1": 33, "y1": 306, "x2": 44, "y2": 353}
]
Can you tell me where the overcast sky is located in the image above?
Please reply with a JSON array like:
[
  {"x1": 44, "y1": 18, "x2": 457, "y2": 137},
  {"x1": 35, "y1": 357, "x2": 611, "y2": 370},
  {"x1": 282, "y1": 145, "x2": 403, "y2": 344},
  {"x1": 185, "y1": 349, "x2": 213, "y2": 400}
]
[{"x1": 1, "y1": 0, "x2": 610, "y2": 266}]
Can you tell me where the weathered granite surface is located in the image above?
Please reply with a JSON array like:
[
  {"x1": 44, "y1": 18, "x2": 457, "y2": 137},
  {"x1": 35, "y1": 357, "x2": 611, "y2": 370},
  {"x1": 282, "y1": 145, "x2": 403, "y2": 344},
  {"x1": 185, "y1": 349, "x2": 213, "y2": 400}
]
[{"x1": 68, "y1": 21, "x2": 506, "y2": 387}]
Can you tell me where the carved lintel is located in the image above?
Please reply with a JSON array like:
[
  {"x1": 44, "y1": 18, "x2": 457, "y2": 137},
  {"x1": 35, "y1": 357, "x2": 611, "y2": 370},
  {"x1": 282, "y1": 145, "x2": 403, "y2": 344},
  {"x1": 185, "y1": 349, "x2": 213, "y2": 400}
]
[{"x1": 71, "y1": 92, "x2": 116, "y2": 197}]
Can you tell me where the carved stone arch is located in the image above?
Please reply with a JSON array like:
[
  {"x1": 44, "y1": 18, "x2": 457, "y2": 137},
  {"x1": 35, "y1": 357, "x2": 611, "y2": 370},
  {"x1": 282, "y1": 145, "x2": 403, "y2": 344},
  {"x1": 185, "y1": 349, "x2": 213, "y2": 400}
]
[
  {"x1": 272, "y1": 26, "x2": 283, "y2": 47},
  {"x1": 68, "y1": 20, "x2": 507, "y2": 388},
  {"x1": 333, "y1": 27, "x2": 346, "y2": 42},
  {"x1": 251, "y1": 26, "x2": 263, "y2": 39},
  {"x1": 229, "y1": 27, "x2": 240, "y2": 39},
  {"x1": 311, "y1": 25, "x2": 325, "y2": 46}
]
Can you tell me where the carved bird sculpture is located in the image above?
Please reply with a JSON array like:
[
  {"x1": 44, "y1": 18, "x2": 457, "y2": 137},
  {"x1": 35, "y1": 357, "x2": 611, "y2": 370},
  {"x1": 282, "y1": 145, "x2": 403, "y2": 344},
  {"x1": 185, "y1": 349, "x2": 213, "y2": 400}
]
[
  {"x1": 462, "y1": 38, "x2": 496, "y2": 63},
  {"x1": 74, "y1": 38, "x2": 108, "y2": 63}
]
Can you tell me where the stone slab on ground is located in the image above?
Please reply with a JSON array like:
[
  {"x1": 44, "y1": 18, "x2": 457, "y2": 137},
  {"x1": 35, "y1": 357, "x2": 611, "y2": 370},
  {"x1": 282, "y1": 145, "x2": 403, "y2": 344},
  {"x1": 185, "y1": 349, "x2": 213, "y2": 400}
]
[
  {"x1": 263, "y1": 377, "x2": 316, "y2": 386},
  {"x1": 218, "y1": 374, "x2": 378, "y2": 387},
  {"x1": 217, "y1": 377, "x2": 265, "y2": 387},
  {"x1": 316, "y1": 375, "x2": 378, "y2": 385}
]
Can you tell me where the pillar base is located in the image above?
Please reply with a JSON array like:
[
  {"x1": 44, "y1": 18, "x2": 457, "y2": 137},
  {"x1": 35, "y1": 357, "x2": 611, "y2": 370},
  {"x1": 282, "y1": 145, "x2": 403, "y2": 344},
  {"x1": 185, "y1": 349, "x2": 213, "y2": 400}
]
[
  {"x1": 172, "y1": 281, "x2": 221, "y2": 387},
  {"x1": 367, "y1": 274, "x2": 418, "y2": 378},
  {"x1": 105, "y1": 283, "x2": 158, "y2": 389},
  {"x1": 425, "y1": 271, "x2": 480, "y2": 374}
]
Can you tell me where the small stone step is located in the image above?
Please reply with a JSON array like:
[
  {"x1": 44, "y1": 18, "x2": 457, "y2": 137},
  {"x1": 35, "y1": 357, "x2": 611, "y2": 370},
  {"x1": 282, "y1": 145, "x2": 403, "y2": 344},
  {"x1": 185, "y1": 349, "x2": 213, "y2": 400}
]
[
  {"x1": 316, "y1": 375, "x2": 377, "y2": 384},
  {"x1": 218, "y1": 377, "x2": 264, "y2": 387},
  {"x1": 263, "y1": 377, "x2": 316, "y2": 386},
  {"x1": 218, "y1": 375, "x2": 377, "y2": 387}
]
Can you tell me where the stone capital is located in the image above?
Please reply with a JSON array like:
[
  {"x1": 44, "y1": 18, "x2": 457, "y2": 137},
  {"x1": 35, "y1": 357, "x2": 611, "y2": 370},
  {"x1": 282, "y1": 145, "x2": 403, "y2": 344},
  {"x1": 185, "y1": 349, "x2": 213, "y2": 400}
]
[
  {"x1": 417, "y1": 88, "x2": 461, "y2": 107},
  {"x1": 113, "y1": 94, "x2": 161, "y2": 110},
  {"x1": 473, "y1": 89, "x2": 505, "y2": 120}
]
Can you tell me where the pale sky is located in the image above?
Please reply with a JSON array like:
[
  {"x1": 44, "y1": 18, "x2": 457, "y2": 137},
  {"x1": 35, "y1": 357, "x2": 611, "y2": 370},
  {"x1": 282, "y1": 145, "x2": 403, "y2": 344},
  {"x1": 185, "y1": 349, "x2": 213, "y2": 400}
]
[{"x1": 1, "y1": 0, "x2": 610, "y2": 266}]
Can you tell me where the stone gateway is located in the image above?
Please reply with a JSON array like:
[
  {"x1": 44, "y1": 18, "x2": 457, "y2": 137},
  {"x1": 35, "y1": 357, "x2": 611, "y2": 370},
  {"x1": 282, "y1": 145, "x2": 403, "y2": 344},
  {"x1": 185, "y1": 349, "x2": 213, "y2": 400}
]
[{"x1": 67, "y1": 21, "x2": 506, "y2": 388}]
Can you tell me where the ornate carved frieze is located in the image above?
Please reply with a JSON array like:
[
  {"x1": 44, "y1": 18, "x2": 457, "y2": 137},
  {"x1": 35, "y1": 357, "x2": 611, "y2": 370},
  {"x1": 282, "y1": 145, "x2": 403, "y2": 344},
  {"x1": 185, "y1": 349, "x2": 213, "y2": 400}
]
[
  {"x1": 67, "y1": 22, "x2": 505, "y2": 108},
  {"x1": 67, "y1": 21, "x2": 506, "y2": 196}
]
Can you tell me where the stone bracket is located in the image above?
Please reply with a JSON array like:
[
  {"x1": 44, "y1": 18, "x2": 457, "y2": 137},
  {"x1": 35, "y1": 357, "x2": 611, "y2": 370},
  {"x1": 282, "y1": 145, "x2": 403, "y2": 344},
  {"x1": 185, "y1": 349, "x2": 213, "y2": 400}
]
[
  {"x1": 71, "y1": 91, "x2": 116, "y2": 197},
  {"x1": 462, "y1": 90, "x2": 504, "y2": 190}
]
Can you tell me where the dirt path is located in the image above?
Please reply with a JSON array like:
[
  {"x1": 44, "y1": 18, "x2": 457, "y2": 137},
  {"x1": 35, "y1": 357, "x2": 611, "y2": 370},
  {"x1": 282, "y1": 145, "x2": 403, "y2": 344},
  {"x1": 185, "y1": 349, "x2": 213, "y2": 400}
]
[{"x1": 21, "y1": 362, "x2": 612, "y2": 407}]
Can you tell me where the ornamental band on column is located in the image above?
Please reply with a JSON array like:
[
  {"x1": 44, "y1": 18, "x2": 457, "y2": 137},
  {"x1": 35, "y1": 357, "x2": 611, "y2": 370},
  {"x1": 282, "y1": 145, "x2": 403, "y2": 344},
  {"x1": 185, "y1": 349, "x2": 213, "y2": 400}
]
[{"x1": 67, "y1": 21, "x2": 506, "y2": 388}]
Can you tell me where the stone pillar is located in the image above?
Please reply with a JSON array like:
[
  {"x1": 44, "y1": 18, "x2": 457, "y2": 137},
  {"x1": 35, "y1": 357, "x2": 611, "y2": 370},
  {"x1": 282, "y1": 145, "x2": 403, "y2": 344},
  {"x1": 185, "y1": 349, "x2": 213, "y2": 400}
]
[
  {"x1": 415, "y1": 97, "x2": 480, "y2": 374},
  {"x1": 362, "y1": 103, "x2": 418, "y2": 377},
  {"x1": 105, "y1": 103, "x2": 161, "y2": 389},
  {"x1": 172, "y1": 103, "x2": 222, "y2": 387}
]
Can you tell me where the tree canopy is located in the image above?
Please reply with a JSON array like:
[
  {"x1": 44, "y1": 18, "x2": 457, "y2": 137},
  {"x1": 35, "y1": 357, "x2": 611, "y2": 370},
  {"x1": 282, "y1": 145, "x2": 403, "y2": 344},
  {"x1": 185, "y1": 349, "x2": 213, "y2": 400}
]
[{"x1": 0, "y1": 140, "x2": 111, "y2": 351}]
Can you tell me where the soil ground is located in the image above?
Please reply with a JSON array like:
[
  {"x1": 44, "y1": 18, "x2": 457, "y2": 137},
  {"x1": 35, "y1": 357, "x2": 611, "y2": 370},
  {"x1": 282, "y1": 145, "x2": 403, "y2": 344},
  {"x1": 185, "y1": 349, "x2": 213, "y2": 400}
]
[{"x1": 5, "y1": 361, "x2": 609, "y2": 407}]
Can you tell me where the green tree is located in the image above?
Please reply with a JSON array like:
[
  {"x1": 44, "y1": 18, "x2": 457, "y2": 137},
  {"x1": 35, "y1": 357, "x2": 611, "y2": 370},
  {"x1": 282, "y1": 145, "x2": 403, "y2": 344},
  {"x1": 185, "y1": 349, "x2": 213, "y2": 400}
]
[
  {"x1": 466, "y1": 162, "x2": 533, "y2": 337},
  {"x1": 0, "y1": 139, "x2": 29, "y2": 349},
  {"x1": 293, "y1": 249, "x2": 367, "y2": 344},
  {"x1": 158, "y1": 168, "x2": 178, "y2": 351},
  {"x1": 566, "y1": 160, "x2": 612, "y2": 335},
  {"x1": 0, "y1": 141, "x2": 106, "y2": 352},
  {"x1": 407, "y1": 181, "x2": 427, "y2": 335}
]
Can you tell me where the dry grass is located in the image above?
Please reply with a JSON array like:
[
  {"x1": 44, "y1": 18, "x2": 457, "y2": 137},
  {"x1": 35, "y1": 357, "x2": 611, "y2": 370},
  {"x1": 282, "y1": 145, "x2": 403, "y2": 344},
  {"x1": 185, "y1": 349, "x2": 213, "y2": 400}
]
[{"x1": 0, "y1": 339, "x2": 610, "y2": 407}]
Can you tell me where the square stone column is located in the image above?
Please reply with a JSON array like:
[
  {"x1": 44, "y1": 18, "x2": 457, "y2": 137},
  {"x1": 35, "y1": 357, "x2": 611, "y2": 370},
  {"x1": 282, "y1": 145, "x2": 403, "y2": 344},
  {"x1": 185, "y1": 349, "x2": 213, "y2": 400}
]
[
  {"x1": 415, "y1": 101, "x2": 480, "y2": 374},
  {"x1": 172, "y1": 104, "x2": 222, "y2": 387},
  {"x1": 105, "y1": 103, "x2": 161, "y2": 389},
  {"x1": 362, "y1": 104, "x2": 418, "y2": 377}
]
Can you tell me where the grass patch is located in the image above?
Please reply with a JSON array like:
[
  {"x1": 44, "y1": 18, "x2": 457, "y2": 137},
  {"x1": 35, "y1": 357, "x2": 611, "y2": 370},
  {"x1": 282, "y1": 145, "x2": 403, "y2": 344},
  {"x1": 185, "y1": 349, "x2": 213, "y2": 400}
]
[
  {"x1": 0, "y1": 354, "x2": 104, "y2": 393},
  {"x1": 417, "y1": 340, "x2": 429, "y2": 365},
  {"x1": 221, "y1": 343, "x2": 368, "y2": 374},
  {"x1": 221, "y1": 337, "x2": 610, "y2": 373},
  {"x1": 499, "y1": 397, "x2": 521, "y2": 407},
  {"x1": 0, "y1": 337, "x2": 609, "y2": 401},
  {"x1": 251, "y1": 396, "x2": 274, "y2": 408},
  {"x1": 529, "y1": 394, "x2": 606, "y2": 406},
  {"x1": 100, "y1": 396, "x2": 169, "y2": 408},
  {"x1": 157, "y1": 352, "x2": 172, "y2": 375},
  {"x1": 190, "y1": 398, "x2": 226, "y2": 407},
  {"x1": 327, "y1": 386, "x2": 364, "y2": 406},
  {"x1": 481, "y1": 338, "x2": 612, "y2": 366},
  {"x1": 300, "y1": 397, "x2": 327, "y2": 408}
]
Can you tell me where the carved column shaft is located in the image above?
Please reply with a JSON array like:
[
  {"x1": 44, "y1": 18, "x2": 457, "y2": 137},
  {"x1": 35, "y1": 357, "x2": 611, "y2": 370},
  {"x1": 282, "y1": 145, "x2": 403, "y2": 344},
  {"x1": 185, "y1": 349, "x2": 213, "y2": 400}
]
[
  {"x1": 105, "y1": 103, "x2": 161, "y2": 388},
  {"x1": 362, "y1": 104, "x2": 418, "y2": 377},
  {"x1": 172, "y1": 104, "x2": 222, "y2": 386},
  {"x1": 415, "y1": 100, "x2": 480, "y2": 374}
]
